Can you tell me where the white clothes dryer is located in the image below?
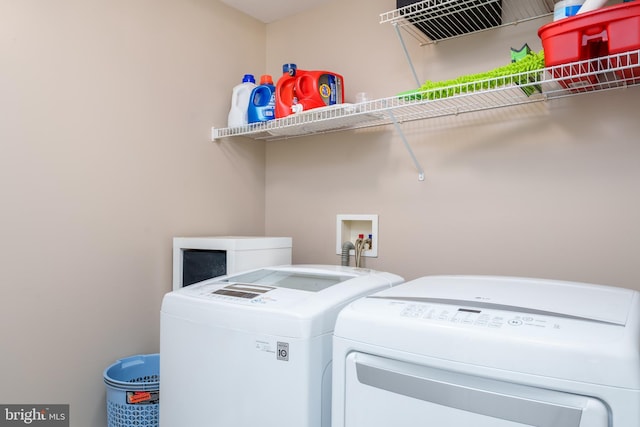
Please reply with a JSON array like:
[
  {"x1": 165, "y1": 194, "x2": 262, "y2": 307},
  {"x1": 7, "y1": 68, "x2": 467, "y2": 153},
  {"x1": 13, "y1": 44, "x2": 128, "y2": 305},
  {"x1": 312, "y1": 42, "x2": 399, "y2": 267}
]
[
  {"x1": 332, "y1": 275, "x2": 640, "y2": 427},
  {"x1": 159, "y1": 265, "x2": 403, "y2": 427}
]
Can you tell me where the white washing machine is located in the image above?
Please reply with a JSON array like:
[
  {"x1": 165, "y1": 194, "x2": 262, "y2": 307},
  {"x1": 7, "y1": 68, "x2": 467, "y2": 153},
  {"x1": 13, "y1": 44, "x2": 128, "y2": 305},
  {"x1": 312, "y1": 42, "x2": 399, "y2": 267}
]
[
  {"x1": 332, "y1": 275, "x2": 640, "y2": 427},
  {"x1": 159, "y1": 265, "x2": 403, "y2": 427}
]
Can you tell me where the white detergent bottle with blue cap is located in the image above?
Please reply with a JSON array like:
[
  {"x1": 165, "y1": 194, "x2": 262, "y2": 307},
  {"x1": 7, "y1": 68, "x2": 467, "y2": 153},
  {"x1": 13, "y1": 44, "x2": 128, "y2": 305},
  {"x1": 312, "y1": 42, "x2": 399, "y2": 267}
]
[{"x1": 227, "y1": 74, "x2": 257, "y2": 128}]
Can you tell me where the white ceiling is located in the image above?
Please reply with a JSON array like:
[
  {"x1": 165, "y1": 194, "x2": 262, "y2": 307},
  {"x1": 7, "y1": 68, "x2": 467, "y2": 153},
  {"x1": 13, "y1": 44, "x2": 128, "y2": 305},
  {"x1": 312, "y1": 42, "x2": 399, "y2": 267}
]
[{"x1": 219, "y1": 0, "x2": 332, "y2": 23}]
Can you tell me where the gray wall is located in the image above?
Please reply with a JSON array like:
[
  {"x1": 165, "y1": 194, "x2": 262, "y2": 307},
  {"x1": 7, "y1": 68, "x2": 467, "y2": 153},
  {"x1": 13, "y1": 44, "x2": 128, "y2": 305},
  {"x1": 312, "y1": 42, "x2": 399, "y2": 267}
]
[
  {"x1": 264, "y1": 0, "x2": 640, "y2": 289},
  {"x1": 0, "y1": 1, "x2": 266, "y2": 425},
  {"x1": 1, "y1": 1, "x2": 639, "y2": 426}
]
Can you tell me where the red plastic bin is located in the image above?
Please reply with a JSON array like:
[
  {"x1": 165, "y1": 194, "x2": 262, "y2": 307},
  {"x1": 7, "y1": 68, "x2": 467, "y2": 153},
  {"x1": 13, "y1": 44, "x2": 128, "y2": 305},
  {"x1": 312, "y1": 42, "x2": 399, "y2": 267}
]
[{"x1": 538, "y1": 2, "x2": 640, "y2": 90}]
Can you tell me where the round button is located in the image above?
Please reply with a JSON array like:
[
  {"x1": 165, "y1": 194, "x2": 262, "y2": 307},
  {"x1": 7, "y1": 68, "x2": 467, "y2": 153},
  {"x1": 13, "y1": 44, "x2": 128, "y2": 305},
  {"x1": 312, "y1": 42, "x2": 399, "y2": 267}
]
[{"x1": 508, "y1": 319, "x2": 523, "y2": 326}]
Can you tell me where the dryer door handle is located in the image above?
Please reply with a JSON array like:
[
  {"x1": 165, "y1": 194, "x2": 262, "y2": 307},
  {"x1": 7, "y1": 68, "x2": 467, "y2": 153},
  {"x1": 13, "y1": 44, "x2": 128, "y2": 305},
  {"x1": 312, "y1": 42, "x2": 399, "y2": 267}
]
[{"x1": 353, "y1": 354, "x2": 609, "y2": 427}]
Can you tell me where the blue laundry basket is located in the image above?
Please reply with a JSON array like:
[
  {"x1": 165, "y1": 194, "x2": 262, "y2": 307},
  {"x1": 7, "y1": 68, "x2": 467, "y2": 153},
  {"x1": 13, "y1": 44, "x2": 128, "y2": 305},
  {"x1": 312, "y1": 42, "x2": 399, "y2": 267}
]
[{"x1": 103, "y1": 354, "x2": 159, "y2": 427}]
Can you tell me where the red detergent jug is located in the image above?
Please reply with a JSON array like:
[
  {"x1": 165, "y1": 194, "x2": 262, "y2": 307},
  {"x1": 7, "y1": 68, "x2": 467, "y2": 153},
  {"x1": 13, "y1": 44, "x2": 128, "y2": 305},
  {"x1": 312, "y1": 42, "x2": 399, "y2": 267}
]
[
  {"x1": 275, "y1": 63, "x2": 345, "y2": 118},
  {"x1": 296, "y1": 71, "x2": 344, "y2": 112},
  {"x1": 275, "y1": 64, "x2": 298, "y2": 119}
]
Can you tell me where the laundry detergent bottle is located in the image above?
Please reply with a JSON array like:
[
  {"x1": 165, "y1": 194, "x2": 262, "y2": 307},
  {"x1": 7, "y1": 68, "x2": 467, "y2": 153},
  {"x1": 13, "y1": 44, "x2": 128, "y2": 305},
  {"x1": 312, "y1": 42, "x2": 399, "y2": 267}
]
[
  {"x1": 296, "y1": 71, "x2": 344, "y2": 111},
  {"x1": 248, "y1": 74, "x2": 276, "y2": 123},
  {"x1": 275, "y1": 64, "x2": 298, "y2": 119},
  {"x1": 227, "y1": 74, "x2": 257, "y2": 128},
  {"x1": 275, "y1": 63, "x2": 344, "y2": 117}
]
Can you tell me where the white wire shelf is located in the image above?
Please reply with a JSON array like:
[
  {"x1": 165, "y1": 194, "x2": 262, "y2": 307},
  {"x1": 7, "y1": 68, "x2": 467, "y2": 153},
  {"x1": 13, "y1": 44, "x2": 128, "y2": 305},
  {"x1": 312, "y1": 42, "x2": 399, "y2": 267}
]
[
  {"x1": 211, "y1": 50, "x2": 640, "y2": 142},
  {"x1": 379, "y1": 0, "x2": 554, "y2": 45}
]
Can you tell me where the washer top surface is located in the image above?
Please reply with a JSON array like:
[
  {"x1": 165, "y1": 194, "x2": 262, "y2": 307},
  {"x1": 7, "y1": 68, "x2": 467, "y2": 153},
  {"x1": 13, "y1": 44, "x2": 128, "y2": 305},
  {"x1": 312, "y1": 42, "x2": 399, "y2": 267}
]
[
  {"x1": 162, "y1": 265, "x2": 403, "y2": 338},
  {"x1": 174, "y1": 265, "x2": 391, "y2": 305},
  {"x1": 210, "y1": 265, "x2": 357, "y2": 294}
]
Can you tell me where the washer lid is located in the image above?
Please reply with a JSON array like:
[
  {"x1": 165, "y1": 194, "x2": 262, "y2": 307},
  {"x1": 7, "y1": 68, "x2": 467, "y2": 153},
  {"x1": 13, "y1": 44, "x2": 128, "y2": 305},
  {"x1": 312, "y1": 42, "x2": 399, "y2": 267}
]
[
  {"x1": 218, "y1": 267, "x2": 354, "y2": 292},
  {"x1": 369, "y1": 275, "x2": 634, "y2": 325},
  {"x1": 161, "y1": 265, "x2": 403, "y2": 338}
]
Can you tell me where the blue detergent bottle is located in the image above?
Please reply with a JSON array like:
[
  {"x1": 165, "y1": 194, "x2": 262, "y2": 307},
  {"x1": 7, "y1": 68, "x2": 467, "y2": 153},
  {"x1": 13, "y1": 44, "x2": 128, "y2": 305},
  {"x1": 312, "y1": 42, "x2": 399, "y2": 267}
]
[{"x1": 248, "y1": 74, "x2": 276, "y2": 123}]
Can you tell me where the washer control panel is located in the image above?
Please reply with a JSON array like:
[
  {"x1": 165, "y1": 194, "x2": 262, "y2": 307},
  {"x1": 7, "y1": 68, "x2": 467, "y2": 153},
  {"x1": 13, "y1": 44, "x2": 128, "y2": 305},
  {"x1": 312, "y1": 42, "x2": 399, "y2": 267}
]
[{"x1": 180, "y1": 281, "x2": 281, "y2": 305}]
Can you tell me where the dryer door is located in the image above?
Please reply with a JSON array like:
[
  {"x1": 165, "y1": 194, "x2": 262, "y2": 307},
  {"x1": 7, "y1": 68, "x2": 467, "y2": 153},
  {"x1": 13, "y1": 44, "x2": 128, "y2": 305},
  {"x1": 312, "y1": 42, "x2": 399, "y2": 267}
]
[{"x1": 343, "y1": 353, "x2": 609, "y2": 427}]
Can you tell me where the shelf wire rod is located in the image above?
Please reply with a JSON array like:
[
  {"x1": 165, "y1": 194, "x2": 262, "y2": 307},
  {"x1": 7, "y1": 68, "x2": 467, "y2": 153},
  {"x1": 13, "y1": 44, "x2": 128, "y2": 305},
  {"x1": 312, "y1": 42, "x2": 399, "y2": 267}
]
[
  {"x1": 391, "y1": 22, "x2": 424, "y2": 181},
  {"x1": 388, "y1": 109, "x2": 425, "y2": 182},
  {"x1": 393, "y1": 22, "x2": 421, "y2": 88}
]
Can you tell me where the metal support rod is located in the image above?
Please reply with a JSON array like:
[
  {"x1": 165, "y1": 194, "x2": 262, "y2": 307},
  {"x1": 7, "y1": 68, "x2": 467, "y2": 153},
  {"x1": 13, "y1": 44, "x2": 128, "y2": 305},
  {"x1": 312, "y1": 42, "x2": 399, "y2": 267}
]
[
  {"x1": 393, "y1": 22, "x2": 421, "y2": 88},
  {"x1": 391, "y1": 23, "x2": 424, "y2": 181},
  {"x1": 389, "y1": 110, "x2": 425, "y2": 182}
]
